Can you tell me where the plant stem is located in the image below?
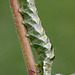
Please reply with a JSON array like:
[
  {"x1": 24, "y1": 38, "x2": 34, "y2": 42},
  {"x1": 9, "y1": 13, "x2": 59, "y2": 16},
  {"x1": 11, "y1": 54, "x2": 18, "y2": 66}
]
[{"x1": 9, "y1": 0, "x2": 37, "y2": 75}]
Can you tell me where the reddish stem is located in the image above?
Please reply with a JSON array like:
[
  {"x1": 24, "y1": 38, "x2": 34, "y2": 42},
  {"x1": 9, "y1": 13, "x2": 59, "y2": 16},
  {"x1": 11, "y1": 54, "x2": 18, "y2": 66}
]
[{"x1": 9, "y1": 0, "x2": 37, "y2": 75}]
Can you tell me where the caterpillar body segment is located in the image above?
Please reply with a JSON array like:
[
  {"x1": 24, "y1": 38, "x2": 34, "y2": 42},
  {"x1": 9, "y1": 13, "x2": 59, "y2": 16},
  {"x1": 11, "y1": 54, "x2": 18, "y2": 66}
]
[{"x1": 19, "y1": 0, "x2": 55, "y2": 75}]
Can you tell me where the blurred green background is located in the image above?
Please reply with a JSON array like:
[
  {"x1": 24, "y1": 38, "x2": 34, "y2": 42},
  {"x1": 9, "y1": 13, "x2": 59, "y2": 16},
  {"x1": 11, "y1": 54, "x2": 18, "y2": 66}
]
[{"x1": 0, "y1": 0, "x2": 75, "y2": 75}]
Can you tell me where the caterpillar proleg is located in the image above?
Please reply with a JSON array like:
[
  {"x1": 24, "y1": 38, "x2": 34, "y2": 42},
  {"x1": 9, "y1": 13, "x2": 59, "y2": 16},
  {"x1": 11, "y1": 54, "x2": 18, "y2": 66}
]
[{"x1": 19, "y1": 0, "x2": 55, "y2": 75}]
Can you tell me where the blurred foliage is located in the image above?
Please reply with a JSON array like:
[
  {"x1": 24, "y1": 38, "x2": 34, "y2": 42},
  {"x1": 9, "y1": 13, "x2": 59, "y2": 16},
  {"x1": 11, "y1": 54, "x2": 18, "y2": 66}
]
[{"x1": 0, "y1": 0, "x2": 75, "y2": 75}]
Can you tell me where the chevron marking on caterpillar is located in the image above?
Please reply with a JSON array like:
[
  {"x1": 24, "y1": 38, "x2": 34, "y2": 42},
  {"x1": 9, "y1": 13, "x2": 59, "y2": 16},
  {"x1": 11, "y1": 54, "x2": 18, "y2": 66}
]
[{"x1": 19, "y1": 0, "x2": 55, "y2": 75}]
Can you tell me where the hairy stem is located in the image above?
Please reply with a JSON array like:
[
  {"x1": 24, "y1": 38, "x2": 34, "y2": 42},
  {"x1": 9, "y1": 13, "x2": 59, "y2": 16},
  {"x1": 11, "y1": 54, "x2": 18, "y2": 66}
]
[{"x1": 9, "y1": 0, "x2": 37, "y2": 75}]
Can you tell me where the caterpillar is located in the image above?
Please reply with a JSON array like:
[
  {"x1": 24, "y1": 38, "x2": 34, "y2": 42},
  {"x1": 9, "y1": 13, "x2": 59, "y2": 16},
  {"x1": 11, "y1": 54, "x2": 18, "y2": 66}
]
[{"x1": 18, "y1": 0, "x2": 55, "y2": 75}]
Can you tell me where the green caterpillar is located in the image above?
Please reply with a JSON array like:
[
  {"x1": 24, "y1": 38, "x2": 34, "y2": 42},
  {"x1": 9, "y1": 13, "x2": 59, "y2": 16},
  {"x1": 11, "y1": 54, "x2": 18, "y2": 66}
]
[{"x1": 19, "y1": 0, "x2": 55, "y2": 75}]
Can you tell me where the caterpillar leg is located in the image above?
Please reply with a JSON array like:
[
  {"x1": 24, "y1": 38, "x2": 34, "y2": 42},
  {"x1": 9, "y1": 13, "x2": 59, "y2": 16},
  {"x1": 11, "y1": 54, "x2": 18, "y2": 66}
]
[
  {"x1": 30, "y1": 43, "x2": 33, "y2": 46},
  {"x1": 36, "y1": 71, "x2": 39, "y2": 73},
  {"x1": 22, "y1": 21, "x2": 25, "y2": 25},
  {"x1": 35, "y1": 64, "x2": 38, "y2": 66},
  {"x1": 18, "y1": 9, "x2": 22, "y2": 13},
  {"x1": 25, "y1": 34, "x2": 29, "y2": 37},
  {"x1": 36, "y1": 71, "x2": 39, "y2": 75}
]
